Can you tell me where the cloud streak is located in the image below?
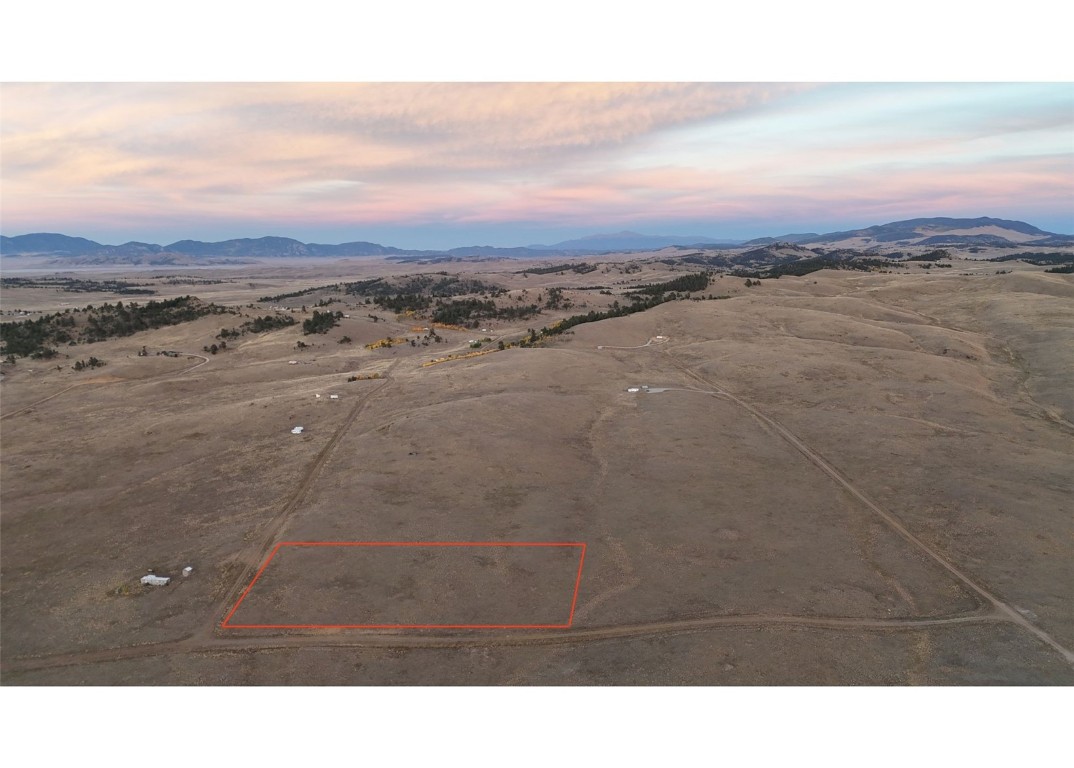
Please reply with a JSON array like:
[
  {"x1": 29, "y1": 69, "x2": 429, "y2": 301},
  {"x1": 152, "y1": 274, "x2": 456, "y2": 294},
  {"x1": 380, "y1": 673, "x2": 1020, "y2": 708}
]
[{"x1": 1, "y1": 82, "x2": 1070, "y2": 243}]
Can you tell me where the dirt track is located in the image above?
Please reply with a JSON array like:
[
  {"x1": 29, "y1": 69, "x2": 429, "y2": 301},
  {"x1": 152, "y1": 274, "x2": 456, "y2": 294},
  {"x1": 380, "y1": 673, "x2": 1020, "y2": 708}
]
[
  {"x1": 3, "y1": 267, "x2": 1072, "y2": 684},
  {"x1": 658, "y1": 345, "x2": 1074, "y2": 666},
  {"x1": 5, "y1": 336, "x2": 1071, "y2": 678},
  {"x1": 0, "y1": 352, "x2": 210, "y2": 420},
  {"x1": 208, "y1": 360, "x2": 400, "y2": 637},
  {"x1": 2, "y1": 605, "x2": 1006, "y2": 673}
]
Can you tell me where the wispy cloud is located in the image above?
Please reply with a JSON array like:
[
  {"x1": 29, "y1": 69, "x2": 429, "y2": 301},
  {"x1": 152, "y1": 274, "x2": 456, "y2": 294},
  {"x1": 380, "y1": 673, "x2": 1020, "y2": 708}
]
[{"x1": 1, "y1": 82, "x2": 1071, "y2": 242}]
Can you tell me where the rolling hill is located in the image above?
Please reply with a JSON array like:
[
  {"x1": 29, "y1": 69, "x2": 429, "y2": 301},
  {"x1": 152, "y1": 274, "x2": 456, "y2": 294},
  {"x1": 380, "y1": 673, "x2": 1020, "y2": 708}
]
[{"x1": 2, "y1": 217, "x2": 1070, "y2": 264}]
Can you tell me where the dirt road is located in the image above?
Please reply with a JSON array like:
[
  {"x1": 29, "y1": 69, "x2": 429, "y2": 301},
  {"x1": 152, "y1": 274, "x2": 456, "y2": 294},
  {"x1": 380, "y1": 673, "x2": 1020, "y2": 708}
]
[
  {"x1": 207, "y1": 360, "x2": 401, "y2": 637},
  {"x1": 657, "y1": 346, "x2": 1074, "y2": 665},
  {"x1": 2, "y1": 605, "x2": 1003, "y2": 674},
  {"x1": 5, "y1": 331, "x2": 1071, "y2": 680}
]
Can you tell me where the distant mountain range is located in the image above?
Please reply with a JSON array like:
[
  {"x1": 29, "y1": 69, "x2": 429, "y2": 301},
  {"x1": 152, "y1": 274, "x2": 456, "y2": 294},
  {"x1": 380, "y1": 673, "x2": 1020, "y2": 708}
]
[
  {"x1": 2, "y1": 217, "x2": 1070, "y2": 265},
  {"x1": 0, "y1": 233, "x2": 565, "y2": 264}
]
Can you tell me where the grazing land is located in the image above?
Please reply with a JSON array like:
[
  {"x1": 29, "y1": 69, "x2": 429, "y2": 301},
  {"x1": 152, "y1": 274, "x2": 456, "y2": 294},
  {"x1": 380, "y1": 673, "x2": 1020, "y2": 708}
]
[{"x1": 1, "y1": 252, "x2": 1072, "y2": 684}]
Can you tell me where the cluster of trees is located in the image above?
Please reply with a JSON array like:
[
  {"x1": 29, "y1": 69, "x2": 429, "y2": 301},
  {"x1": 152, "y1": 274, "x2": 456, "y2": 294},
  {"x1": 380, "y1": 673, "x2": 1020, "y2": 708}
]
[
  {"x1": 518, "y1": 262, "x2": 598, "y2": 275},
  {"x1": 530, "y1": 293, "x2": 673, "y2": 342},
  {"x1": 302, "y1": 310, "x2": 343, "y2": 335},
  {"x1": 161, "y1": 276, "x2": 227, "y2": 285},
  {"x1": 543, "y1": 287, "x2": 571, "y2": 310},
  {"x1": 217, "y1": 314, "x2": 298, "y2": 340},
  {"x1": 431, "y1": 298, "x2": 541, "y2": 327},
  {"x1": 340, "y1": 277, "x2": 388, "y2": 295},
  {"x1": 339, "y1": 273, "x2": 511, "y2": 317},
  {"x1": 79, "y1": 298, "x2": 231, "y2": 344},
  {"x1": 733, "y1": 256, "x2": 894, "y2": 280},
  {"x1": 631, "y1": 272, "x2": 711, "y2": 296},
  {"x1": 258, "y1": 283, "x2": 340, "y2": 302},
  {"x1": 989, "y1": 252, "x2": 1074, "y2": 267},
  {"x1": 0, "y1": 296, "x2": 228, "y2": 359},
  {"x1": 72, "y1": 357, "x2": 105, "y2": 370},
  {"x1": 342, "y1": 274, "x2": 503, "y2": 301},
  {"x1": 510, "y1": 272, "x2": 725, "y2": 347},
  {"x1": 0, "y1": 277, "x2": 154, "y2": 295}
]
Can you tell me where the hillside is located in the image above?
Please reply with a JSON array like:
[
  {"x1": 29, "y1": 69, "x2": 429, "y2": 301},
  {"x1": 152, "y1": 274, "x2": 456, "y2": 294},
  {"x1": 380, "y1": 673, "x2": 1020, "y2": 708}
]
[{"x1": 802, "y1": 217, "x2": 1072, "y2": 247}]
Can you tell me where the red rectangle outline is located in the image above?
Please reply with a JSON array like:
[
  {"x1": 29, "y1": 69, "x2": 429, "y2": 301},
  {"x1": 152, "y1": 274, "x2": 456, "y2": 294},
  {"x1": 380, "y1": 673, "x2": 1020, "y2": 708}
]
[{"x1": 221, "y1": 541, "x2": 587, "y2": 630}]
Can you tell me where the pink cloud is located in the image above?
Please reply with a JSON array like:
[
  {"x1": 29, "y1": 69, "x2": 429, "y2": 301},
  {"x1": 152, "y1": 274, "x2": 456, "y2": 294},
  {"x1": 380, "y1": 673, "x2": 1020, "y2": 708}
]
[{"x1": 3, "y1": 83, "x2": 1070, "y2": 236}]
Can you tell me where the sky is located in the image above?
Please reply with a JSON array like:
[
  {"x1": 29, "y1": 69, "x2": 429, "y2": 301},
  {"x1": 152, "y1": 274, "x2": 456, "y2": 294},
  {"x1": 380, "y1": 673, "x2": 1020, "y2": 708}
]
[
  {"x1": 1, "y1": 4, "x2": 1073, "y2": 760},
  {"x1": 2, "y1": 82, "x2": 1072, "y2": 248}
]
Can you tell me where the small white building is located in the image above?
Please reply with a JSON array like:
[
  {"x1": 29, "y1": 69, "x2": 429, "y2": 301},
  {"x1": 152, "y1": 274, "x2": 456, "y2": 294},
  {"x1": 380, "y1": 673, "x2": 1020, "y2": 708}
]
[
  {"x1": 291, "y1": 426, "x2": 304, "y2": 434},
  {"x1": 141, "y1": 574, "x2": 170, "y2": 587},
  {"x1": 329, "y1": 394, "x2": 339, "y2": 400},
  {"x1": 182, "y1": 566, "x2": 193, "y2": 577}
]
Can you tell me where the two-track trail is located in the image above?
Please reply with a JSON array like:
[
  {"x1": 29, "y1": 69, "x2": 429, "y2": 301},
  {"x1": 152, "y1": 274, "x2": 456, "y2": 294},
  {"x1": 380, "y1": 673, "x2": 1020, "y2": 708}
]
[
  {"x1": 6, "y1": 333, "x2": 1072, "y2": 677},
  {"x1": 201, "y1": 360, "x2": 401, "y2": 640},
  {"x1": 654, "y1": 343, "x2": 1074, "y2": 666}
]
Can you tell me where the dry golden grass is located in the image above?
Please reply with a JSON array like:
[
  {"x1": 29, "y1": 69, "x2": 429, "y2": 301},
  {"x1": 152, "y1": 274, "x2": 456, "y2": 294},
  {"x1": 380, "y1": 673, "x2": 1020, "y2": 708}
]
[{"x1": 2, "y1": 258, "x2": 1072, "y2": 684}]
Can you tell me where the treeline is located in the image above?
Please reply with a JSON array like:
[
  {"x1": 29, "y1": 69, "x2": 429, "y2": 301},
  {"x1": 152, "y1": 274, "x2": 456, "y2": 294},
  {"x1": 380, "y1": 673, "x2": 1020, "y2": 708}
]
[
  {"x1": 260, "y1": 274, "x2": 508, "y2": 305},
  {"x1": 629, "y1": 272, "x2": 711, "y2": 296},
  {"x1": 518, "y1": 263, "x2": 598, "y2": 275},
  {"x1": 160, "y1": 277, "x2": 228, "y2": 285},
  {"x1": 259, "y1": 284, "x2": 339, "y2": 302},
  {"x1": 0, "y1": 297, "x2": 230, "y2": 358},
  {"x1": 0, "y1": 276, "x2": 155, "y2": 295},
  {"x1": 733, "y1": 257, "x2": 895, "y2": 279},
  {"x1": 520, "y1": 276, "x2": 713, "y2": 344},
  {"x1": 905, "y1": 250, "x2": 950, "y2": 261},
  {"x1": 989, "y1": 252, "x2": 1074, "y2": 266},
  {"x1": 217, "y1": 314, "x2": 297, "y2": 339},
  {"x1": 531, "y1": 294, "x2": 672, "y2": 342}
]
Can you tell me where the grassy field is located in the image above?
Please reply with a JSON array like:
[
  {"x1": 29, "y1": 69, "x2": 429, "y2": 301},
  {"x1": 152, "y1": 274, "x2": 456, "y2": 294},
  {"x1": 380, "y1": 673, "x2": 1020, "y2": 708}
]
[{"x1": 2, "y1": 256, "x2": 1072, "y2": 684}]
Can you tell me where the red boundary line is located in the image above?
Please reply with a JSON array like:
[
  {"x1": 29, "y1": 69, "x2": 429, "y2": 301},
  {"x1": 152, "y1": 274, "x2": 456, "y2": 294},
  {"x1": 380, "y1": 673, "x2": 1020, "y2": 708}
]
[{"x1": 221, "y1": 541, "x2": 587, "y2": 630}]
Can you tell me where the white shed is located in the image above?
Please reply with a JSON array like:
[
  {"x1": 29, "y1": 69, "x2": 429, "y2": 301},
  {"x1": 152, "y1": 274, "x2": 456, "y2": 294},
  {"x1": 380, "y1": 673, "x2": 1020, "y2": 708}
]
[
  {"x1": 291, "y1": 426, "x2": 304, "y2": 434},
  {"x1": 141, "y1": 574, "x2": 170, "y2": 586}
]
